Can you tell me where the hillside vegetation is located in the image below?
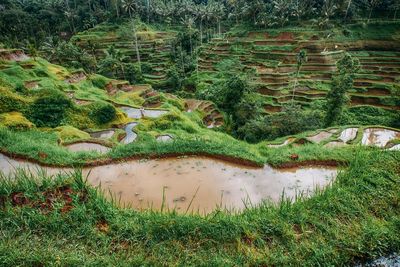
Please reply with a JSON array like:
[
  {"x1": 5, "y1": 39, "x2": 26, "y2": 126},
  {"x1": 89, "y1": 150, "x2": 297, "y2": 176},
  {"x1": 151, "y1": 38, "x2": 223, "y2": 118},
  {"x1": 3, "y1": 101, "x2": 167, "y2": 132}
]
[{"x1": 0, "y1": 0, "x2": 399, "y2": 265}]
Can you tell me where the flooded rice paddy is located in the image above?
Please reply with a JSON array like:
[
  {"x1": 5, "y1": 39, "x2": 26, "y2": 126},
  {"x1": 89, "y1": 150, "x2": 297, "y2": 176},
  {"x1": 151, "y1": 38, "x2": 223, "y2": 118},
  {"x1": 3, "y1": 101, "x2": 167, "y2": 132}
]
[
  {"x1": 65, "y1": 143, "x2": 111, "y2": 153},
  {"x1": 90, "y1": 130, "x2": 115, "y2": 139},
  {"x1": 121, "y1": 107, "x2": 168, "y2": 119},
  {"x1": 339, "y1": 128, "x2": 358, "y2": 143},
  {"x1": 122, "y1": 123, "x2": 139, "y2": 144},
  {"x1": 0, "y1": 154, "x2": 337, "y2": 214},
  {"x1": 306, "y1": 131, "x2": 333, "y2": 143},
  {"x1": 362, "y1": 128, "x2": 400, "y2": 148}
]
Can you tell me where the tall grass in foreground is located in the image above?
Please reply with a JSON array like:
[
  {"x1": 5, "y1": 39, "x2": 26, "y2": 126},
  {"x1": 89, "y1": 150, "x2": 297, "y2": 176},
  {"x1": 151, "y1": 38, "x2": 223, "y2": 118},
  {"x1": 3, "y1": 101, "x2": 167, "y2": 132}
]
[{"x1": 0, "y1": 148, "x2": 399, "y2": 265}]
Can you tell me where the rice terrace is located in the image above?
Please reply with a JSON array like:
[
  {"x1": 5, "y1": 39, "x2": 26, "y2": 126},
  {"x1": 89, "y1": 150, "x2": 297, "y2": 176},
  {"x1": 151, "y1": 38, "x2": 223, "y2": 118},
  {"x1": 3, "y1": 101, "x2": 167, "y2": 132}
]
[{"x1": 0, "y1": 0, "x2": 399, "y2": 266}]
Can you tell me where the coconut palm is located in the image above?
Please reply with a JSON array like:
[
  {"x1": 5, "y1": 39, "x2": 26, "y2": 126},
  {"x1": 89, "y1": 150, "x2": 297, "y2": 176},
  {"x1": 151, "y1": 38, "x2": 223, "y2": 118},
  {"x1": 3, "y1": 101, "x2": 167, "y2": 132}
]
[
  {"x1": 195, "y1": 4, "x2": 206, "y2": 45},
  {"x1": 292, "y1": 50, "x2": 308, "y2": 105},
  {"x1": 181, "y1": 15, "x2": 195, "y2": 55},
  {"x1": 208, "y1": 0, "x2": 225, "y2": 36},
  {"x1": 121, "y1": 0, "x2": 141, "y2": 72}
]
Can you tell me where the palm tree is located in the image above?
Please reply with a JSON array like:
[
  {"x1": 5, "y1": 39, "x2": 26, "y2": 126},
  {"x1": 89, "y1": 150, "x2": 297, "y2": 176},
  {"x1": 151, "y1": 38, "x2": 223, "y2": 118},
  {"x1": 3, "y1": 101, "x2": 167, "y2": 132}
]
[
  {"x1": 291, "y1": 50, "x2": 307, "y2": 105},
  {"x1": 195, "y1": 4, "x2": 206, "y2": 45},
  {"x1": 122, "y1": 0, "x2": 141, "y2": 72},
  {"x1": 227, "y1": 0, "x2": 241, "y2": 25},
  {"x1": 154, "y1": 0, "x2": 173, "y2": 24},
  {"x1": 181, "y1": 15, "x2": 195, "y2": 55},
  {"x1": 111, "y1": 0, "x2": 120, "y2": 17},
  {"x1": 393, "y1": 0, "x2": 400, "y2": 19},
  {"x1": 365, "y1": 0, "x2": 382, "y2": 22},
  {"x1": 318, "y1": 0, "x2": 337, "y2": 29},
  {"x1": 209, "y1": 0, "x2": 225, "y2": 37},
  {"x1": 344, "y1": 0, "x2": 353, "y2": 19}
]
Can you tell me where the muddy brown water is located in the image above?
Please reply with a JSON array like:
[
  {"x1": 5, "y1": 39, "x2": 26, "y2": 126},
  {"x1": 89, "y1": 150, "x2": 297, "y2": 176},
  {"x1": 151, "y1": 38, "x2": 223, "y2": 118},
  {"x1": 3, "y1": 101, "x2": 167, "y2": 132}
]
[
  {"x1": 65, "y1": 143, "x2": 111, "y2": 153},
  {"x1": 0, "y1": 154, "x2": 337, "y2": 214},
  {"x1": 307, "y1": 131, "x2": 332, "y2": 143},
  {"x1": 339, "y1": 128, "x2": 358, "y2": 143},
  {"x1": 267, "y1": 138, "x2": 295, "y2": 148},
  {"x1": 90, "y1": 130, "x2": 115, "y2": 139},
  {"x1": 389, "y1": 144, "x2": 400, "y2": 151},
  {"x1": 122, "y1": 123, "x2": 138, "y2": 144},
  {"x1": 121, "y1": 107, "x2": 168, "y2": 119},
  {"x1": 325, "y1": 141, "x2": 346, "y2": 148},
  {"x1": 362, "y1": 128, "x2": 400, "y2": 148}
]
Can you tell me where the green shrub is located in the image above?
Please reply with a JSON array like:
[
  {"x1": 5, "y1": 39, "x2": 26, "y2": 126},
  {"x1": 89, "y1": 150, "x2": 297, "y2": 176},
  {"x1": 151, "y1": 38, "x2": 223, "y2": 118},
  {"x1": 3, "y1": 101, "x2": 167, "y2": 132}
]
[
  {"x1": 0, "y1": 112, "x2": 34, "y2": 130},
  {"x1": 28, "y1": 90, "x2": 72, "y2": 127},
  {"x1": 0, "y1": 87, "x2": 29, "y2": 113},
  {"x1": 33, "y1": 66, "x2": 49, "y2": 77},
  {"x1": 90, "y1": 74, "x2": 109, "y2": 89},
  {"x1": 89, "y1": 101, "x2": 117, "y2": 124},
  {"x1": 340, "y1": 106, "x2": 399, "y2": 127}
]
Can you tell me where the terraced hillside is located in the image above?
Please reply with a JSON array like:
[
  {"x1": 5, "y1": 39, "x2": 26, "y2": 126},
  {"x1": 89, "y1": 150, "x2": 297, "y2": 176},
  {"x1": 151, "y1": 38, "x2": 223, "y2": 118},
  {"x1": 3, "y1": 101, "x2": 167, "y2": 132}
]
[
  {"x1": 198, "y1": 23, "x2": 400, "y2": 113},
  {"x1": 72, "y1": 23, "x2": 176, "y2": 87},
  {"x1": 0, "y1": 49, "x2": 229, "y2": 159}
]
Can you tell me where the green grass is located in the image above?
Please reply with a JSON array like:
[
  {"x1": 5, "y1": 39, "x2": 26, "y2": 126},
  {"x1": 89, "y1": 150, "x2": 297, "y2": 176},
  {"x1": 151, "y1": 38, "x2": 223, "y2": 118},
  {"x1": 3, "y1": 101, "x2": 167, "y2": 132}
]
[
  {"x1": 0, "y1": 148, "x2": 399, "y2": 265},
  {"x1": 0, "y1": 22, "x2": 399, "y2": 266}
]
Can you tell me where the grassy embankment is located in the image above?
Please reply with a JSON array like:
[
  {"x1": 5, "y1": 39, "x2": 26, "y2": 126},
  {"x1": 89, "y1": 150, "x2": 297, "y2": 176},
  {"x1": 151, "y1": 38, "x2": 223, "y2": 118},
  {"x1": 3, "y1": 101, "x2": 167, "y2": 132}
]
[{"x1": 0, "y1": 148, "x2": 399, "y2": 265}]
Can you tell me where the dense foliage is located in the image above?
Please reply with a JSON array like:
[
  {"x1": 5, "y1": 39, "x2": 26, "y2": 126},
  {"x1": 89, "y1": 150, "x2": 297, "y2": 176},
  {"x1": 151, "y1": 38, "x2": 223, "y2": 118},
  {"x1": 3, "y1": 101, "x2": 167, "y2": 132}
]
[
  {"x1": 325, "y1": 53, "x2": 360, "y2": 126},
  {"x1": 28, "y1": 90, "x2": 72, "y2": 128},
  {"x1": 89, "y1": 101, "x2": 117, "y2": 124},
  {"x1": 1, "y1": 0, "x2": 399, "y2": 47}
]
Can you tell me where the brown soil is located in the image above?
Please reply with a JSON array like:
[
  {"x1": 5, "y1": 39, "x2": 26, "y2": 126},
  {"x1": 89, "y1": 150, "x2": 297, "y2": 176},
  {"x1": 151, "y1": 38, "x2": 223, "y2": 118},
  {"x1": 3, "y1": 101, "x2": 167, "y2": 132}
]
[
  {"x1": 264, "y1": 104, "x2": 282, "y2": 113},
  {"x1": 74, "y1": 99, "x2": 92, "y2": 105},
  {"x1": 258, "y1": 87, "x2": 282, "y2": 96},
  {"x1": 0, "y1": 149, "x2": 263, "y2": 168},
  {"x1": 0, "y1": 49, "x2": 29, "y2": 61},
  {"x1": 363, "y1": 88, "x2": 391, "y2": 96},
  {"x1": 276, "y1": 32, "x2": 295, "y2": 41},
  {"x1": 3, "y1": 185, "x2": 88, "y2": 214},
  {"x1": 350, "y1": 96, "x2": 381, "y2": 106},
  {"x1": 248, "y1": 32, "x2": 270, "y2": 39},
  {"x1": 253, "y1": 40, "x2": 294, "y2": 46},
  {"x1": 24, "y1": 81, "x2": 39, "y2": 89},
  {"x1": 274, "y1": 160, "x2": 346, "y2": 169},
  {"x1": 65, "y1": 72, "x2": 86, "y2": 84}
]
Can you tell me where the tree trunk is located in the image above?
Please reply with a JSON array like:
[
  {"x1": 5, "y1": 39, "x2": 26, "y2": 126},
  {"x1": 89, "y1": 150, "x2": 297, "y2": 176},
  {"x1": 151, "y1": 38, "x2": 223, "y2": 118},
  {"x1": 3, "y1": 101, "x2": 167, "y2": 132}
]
[
  {"x1": 115, "y1": 0, "x2": 119, "y2": 18},
  {"x1": 190, "y1": 34, "x2": 193, "y2": 56},
  {"x1": 292, "y1": 67, "x2": 301, "y2": 105},
  {"x1": 71, "y1": 17, "x2": 76, "y2": 33},
  {"x1": 394, "y1": 8, "x2": 398, "y2": 20},
  {"x1": 130, "y1": 19, "x2": 141, "y2": 72},
  {"x1": 147, "y1": 0, "x2": 150, "y2": 24},
  {"x1": 180, "y1": 44, "x2": 185, "y2": 73},
  {"x1": 200, "y1": 20, "x2": 203, "y2": 45},
  {"x1": 121, "y1": 63, "x2": 126, "y2": 80},
  {"x1": 368, "y1": 8, "x2": 372, "y2": 23},
  {"x1": 218, "y1": 19, "x2": 221, "y2": 36},
  {"x1": 345, "y1": 0, "x2": 352, "y2": 19},
  {"x1": 134, "y1": 32, "x2": 141, "y2": 72}
]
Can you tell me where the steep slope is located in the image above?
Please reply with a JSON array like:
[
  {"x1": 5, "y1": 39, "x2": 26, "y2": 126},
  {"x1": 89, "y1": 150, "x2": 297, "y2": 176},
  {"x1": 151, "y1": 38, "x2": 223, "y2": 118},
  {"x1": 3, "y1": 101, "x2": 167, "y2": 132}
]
[
  {"x1": 198, "y1": 22, "x2": 400, "y2": 113},
  {"x1": 71, "y1": 22, "x2": 177, "y2": 87}
]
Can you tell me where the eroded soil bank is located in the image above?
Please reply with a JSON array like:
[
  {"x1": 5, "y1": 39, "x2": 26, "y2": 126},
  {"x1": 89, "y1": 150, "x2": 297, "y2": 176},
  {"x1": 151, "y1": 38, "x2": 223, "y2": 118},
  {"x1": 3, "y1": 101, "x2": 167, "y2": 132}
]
[{"x1": 0, "y1": 154, "x2": 337, "y2": 213}]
